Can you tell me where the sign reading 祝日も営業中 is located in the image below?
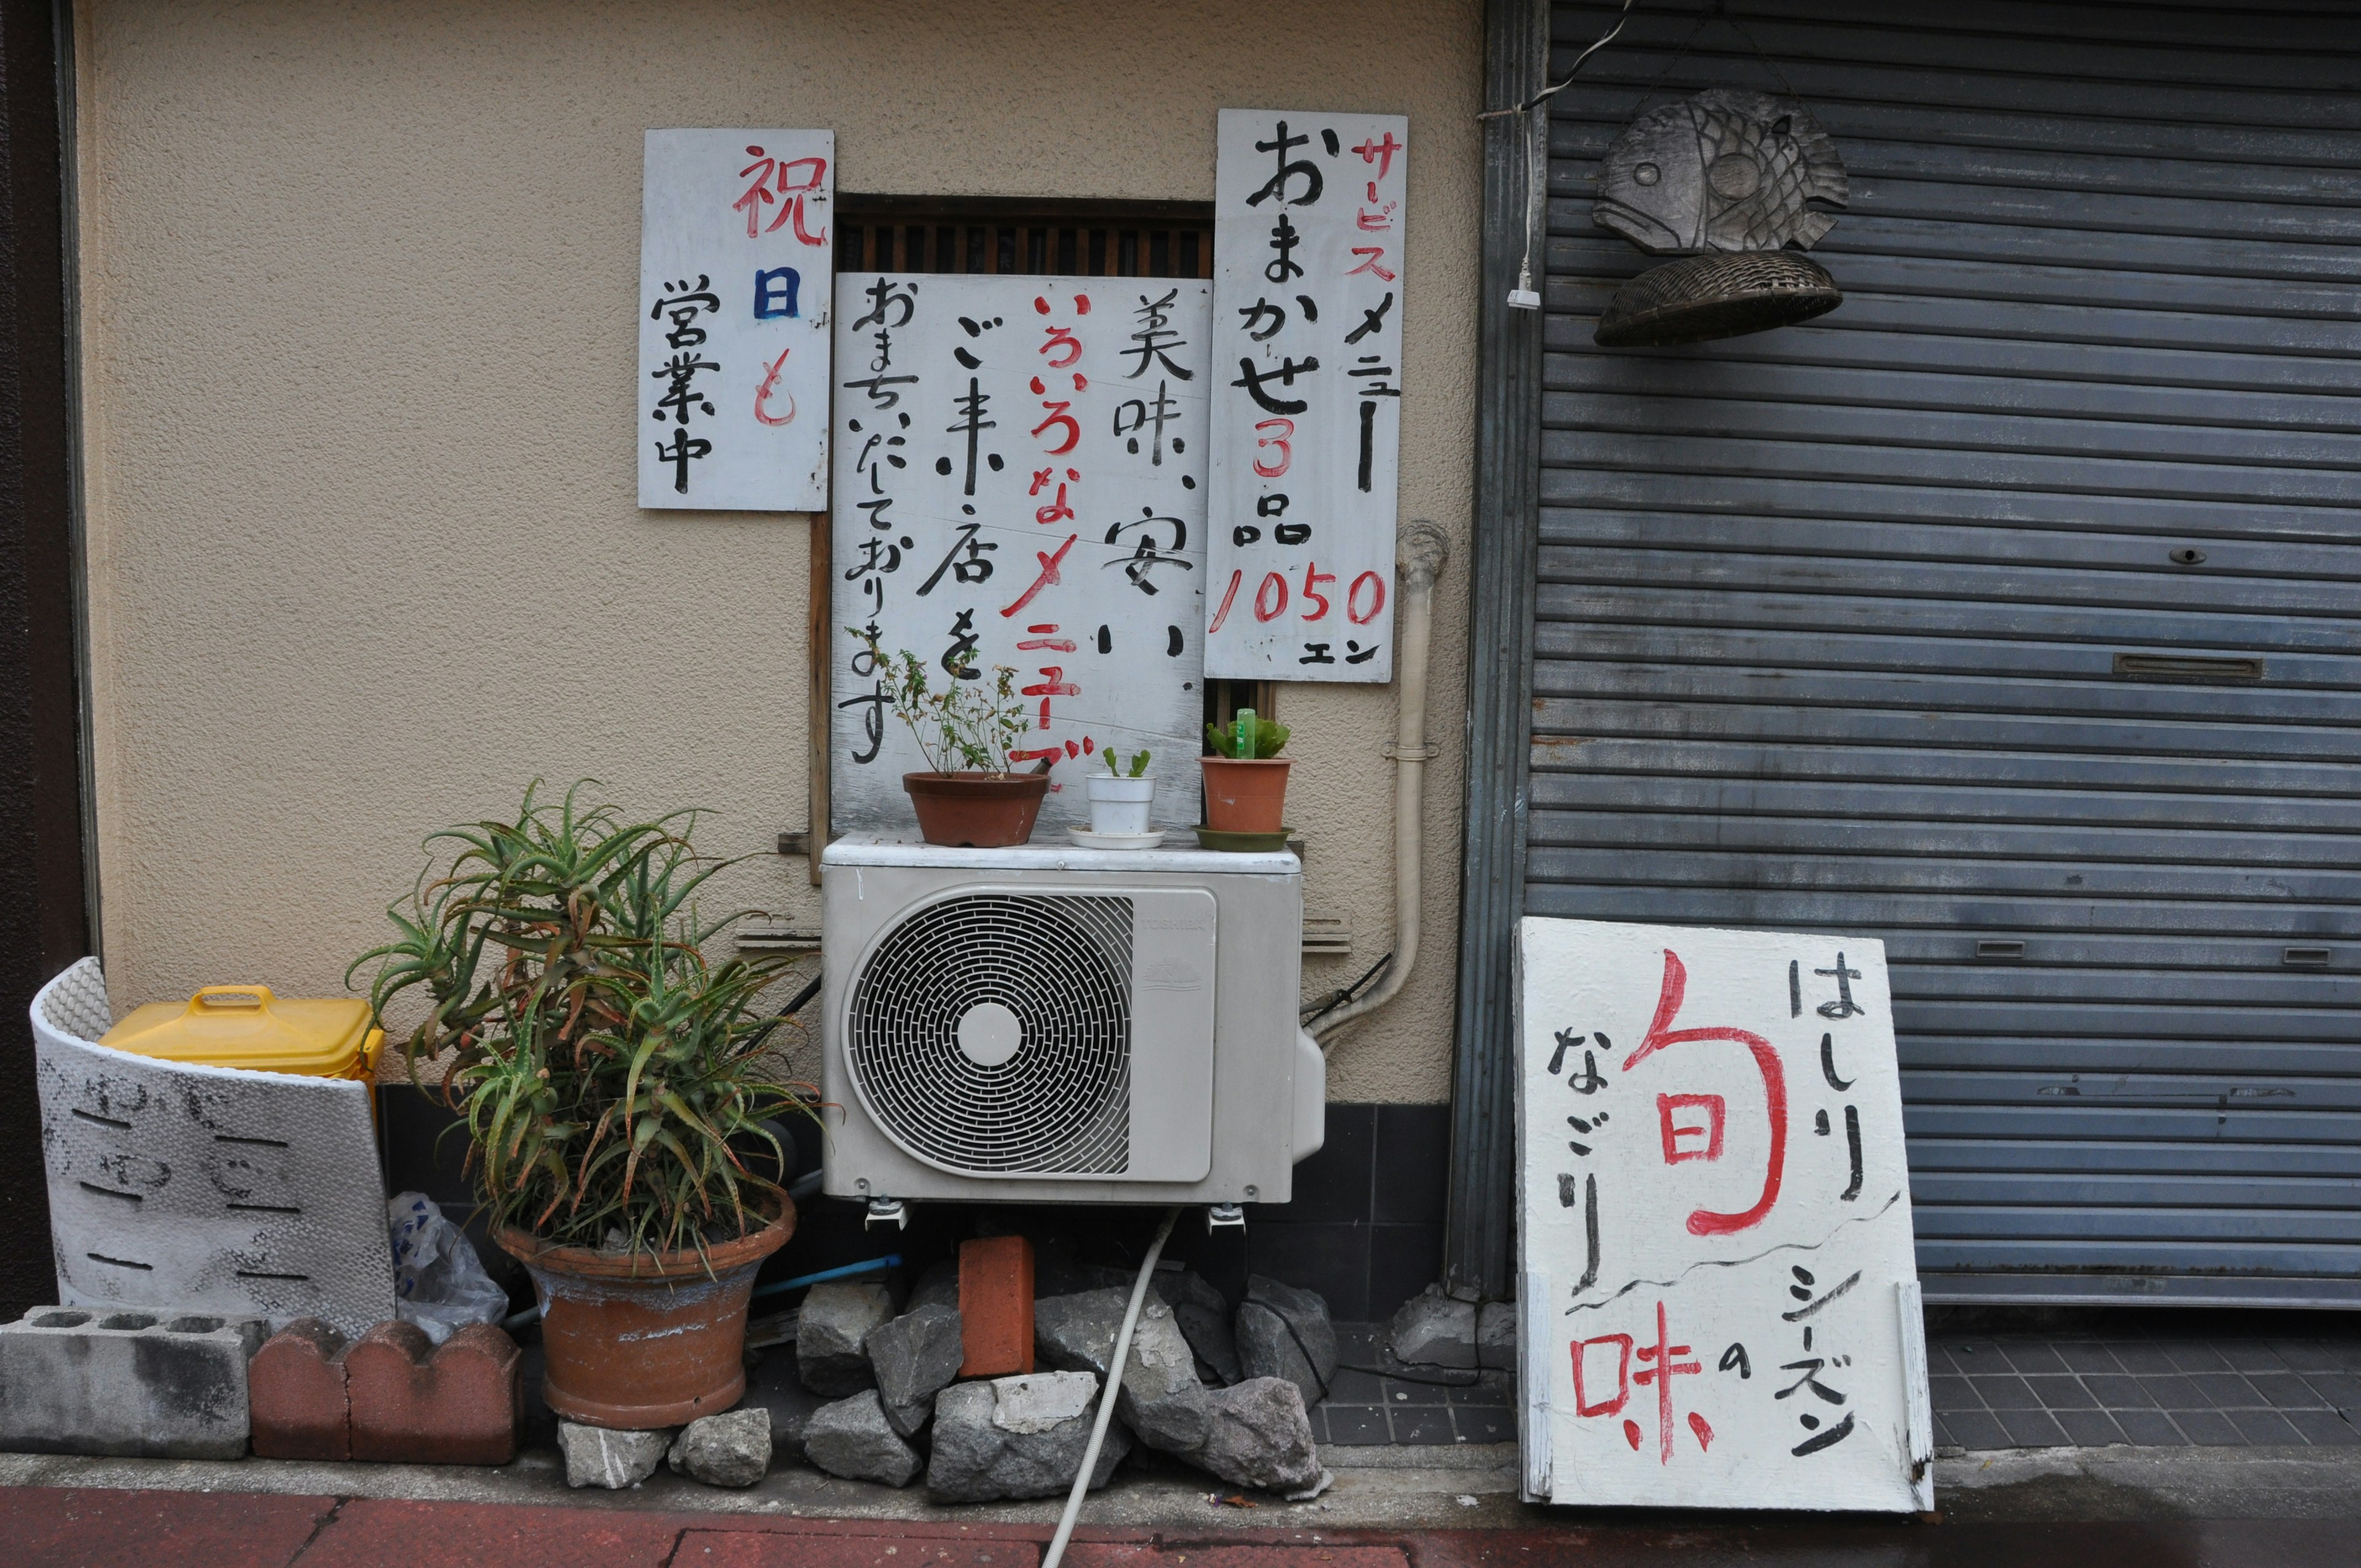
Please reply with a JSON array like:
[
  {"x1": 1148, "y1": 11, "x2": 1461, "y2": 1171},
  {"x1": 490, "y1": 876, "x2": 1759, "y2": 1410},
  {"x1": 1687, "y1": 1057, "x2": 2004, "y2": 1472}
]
[
  {"x1": 638, "y1": 129, "x2": 835, "y2": 510},
  {"x1": 828, "y1": 274, "x2": 1211, "y2": 834},
  {"x1": 1206, "y1": 109, "x2": 1406, "y2": 683},
  {"x1": 1514, "y1": 918, "x2": 1933, "y2": 1513}
]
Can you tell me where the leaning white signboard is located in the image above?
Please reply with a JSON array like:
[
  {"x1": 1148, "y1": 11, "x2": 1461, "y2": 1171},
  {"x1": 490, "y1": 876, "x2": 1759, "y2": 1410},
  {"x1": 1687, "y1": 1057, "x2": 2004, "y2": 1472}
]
[
  {"x1": 1205, "y1": 108, "x2": 1406, "y2": 681},
  {"x1": 638, "y1": 129, "x2": 834, "y2": 510},
  {"x1": 1515, "y1": 918, "x2": 1933, "y2": 1513},
  {"x1": 829, "y1": 273, "x2": 1211, "y2": 833}
]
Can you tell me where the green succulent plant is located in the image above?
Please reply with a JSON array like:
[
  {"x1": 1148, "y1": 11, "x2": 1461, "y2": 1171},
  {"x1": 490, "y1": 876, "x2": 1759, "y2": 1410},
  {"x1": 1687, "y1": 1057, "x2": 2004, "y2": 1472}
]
[
  {"x1": 1204, "y1": 708, "x2": 1290, "y2": 760},
  {"x1": 347, "y1": 781, "x2": 815, "y2": 1261},
  {"x1": 1104, "y1": 748, "x2": 1151, "y2": 777}
]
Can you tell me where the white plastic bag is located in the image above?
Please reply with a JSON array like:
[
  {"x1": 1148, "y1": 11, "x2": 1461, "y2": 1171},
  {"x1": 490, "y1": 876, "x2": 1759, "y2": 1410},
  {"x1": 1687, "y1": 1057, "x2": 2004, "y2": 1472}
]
[{"x1": 387, "y1": 1192, "x2": 510, "y2": 1344}]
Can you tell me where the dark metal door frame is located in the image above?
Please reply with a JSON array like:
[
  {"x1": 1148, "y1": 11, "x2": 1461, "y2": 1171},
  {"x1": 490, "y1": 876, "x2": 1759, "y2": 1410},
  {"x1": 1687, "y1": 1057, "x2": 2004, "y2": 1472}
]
[{"x1": 1444, "y1": 0, "x2": 1549, "y2": 1304}]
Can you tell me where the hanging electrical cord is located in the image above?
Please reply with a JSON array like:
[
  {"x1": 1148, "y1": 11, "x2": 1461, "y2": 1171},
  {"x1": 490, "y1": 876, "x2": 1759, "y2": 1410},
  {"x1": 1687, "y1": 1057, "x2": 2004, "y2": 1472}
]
[
  {"x1": 1300, "y1": 951, "x2": 1393, "y2": 1029},
  {"x1": 1042, "y1": 1206, "x2": 1181, "y2": 1568},
  {"x1": 1478, "y1": 0, "x2": 1643, "y2": 309}
]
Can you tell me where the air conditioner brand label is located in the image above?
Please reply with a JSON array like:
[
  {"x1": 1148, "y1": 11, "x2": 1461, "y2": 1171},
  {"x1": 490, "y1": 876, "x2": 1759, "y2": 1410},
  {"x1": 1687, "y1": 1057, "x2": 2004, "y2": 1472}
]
[{"x1": 1140, "y1": 959, "x2": 1204, "y2": 992}]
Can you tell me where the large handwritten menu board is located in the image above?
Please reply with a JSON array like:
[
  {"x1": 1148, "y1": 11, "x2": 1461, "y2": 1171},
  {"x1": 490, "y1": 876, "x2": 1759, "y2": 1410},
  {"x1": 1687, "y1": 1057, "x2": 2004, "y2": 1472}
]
[
  {"x1": 1205, "y1": 109, "x2": 1407, "y2": 682},
  {"x1": 1515, "y1": 919, "x2": 1933, "y2": 1513},
  {"x1": 829, "y1": 275, "x2": 1212, "y2": 833},
  {"x1": 638, "y1": 130, "x2": 835, "y2": 511}
]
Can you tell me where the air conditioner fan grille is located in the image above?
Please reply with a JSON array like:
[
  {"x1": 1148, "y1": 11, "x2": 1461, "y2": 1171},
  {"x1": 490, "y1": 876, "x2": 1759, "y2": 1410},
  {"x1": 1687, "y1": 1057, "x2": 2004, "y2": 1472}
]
[{"x1": 847, "y1": 893, "x2": 1131, "y2": 1173}]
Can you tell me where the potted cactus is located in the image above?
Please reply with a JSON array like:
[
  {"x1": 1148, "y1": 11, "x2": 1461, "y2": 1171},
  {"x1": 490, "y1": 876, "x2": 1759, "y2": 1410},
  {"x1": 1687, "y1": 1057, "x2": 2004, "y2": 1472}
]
[
  {"x1": 1086, "y1": 747, "x2": 1155, "y2": 836},
  {"x1": 1201, "y1": 708, "x2": 1291, "y2": 834},
  {"x1": 349, "y1": 782, "x2": 816, "y2": 1429},
  {"x1": 854, "y1": 632, "x2": 1046, "y2": 849}
]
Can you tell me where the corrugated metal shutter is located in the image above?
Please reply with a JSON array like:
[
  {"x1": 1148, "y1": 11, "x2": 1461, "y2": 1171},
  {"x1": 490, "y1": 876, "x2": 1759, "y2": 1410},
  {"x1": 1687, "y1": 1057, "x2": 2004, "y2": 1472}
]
[{"x1": 1539, "y1": 0, "x2": 2361, "y2": 1306}]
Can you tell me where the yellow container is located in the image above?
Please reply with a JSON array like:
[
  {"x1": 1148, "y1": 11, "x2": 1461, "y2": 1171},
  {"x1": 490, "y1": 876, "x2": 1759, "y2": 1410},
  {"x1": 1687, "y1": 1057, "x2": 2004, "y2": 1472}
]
[{"x1": 101, "y1": 985, "x2": 384, "y2": 1082}]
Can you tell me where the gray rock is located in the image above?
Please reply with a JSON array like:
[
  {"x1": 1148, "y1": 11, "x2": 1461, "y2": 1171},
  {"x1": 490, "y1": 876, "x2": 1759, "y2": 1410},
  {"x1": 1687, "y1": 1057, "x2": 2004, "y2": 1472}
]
[
  {"x1": 925, "y1": 1371, "x2": 1131, "y2": 1503},
  {"x1": 1388, "y1": 1282, "x2": 1478, "y2": 1369},
  {"x1": 802, "y1": 1390, "x2": 923, "y2": 1487},
  {"x1": 868, "y1": 1303, "x2": 965, "y2": 1438},
  {"x1": 667, "y1": 1408, "x2": 772, "y2": 1487},
  {"x1": 742, "y1": 1348, "x2": 828, "y2": 1463},
  {"x1": 1193, "y1": 1376, "x2": 1323, "y2": 1493},
  {"x1": 908, "y1": 1259, "x2": 962, "y2": 1313},
  {"x1": 559, "y1": 1422, "x2": 671, "y2": 1489},
  {"x1": 1035, "y1": 1287, "x2": 1210, "y2": 1455},
  {"x1": 1153, "y1": 1270, "x2": 1241, "y2": 1386},
  {"x1": 797, "y1": 1281, "x2": 895, "y2": 1396},
  {"x1": 1235, "y1": 1275, "x2": 1337, "y2": 1406},
  {"x1": 1477, "y1": 1301, "x2": 1517, "y2": 1371}
]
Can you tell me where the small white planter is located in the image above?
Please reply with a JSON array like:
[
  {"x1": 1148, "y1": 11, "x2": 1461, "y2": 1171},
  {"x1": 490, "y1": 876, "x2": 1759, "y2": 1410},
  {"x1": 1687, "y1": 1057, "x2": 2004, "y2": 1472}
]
[{"x1": 1085, "y1": 773, "x2": 1156, "y2": 836}]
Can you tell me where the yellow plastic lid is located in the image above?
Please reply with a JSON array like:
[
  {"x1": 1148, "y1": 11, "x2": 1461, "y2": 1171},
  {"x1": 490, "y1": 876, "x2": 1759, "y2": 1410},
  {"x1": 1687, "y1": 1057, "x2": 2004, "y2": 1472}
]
[{"x1": 100, "y1": 986, "x2": 381, "y2": 1080}]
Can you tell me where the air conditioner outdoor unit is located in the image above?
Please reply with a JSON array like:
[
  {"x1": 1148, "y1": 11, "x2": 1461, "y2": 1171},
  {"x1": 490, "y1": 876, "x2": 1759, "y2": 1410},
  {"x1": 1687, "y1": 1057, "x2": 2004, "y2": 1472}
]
[{"x1": 820, "y1": 835, "x2": 1324, "y2": 1206}]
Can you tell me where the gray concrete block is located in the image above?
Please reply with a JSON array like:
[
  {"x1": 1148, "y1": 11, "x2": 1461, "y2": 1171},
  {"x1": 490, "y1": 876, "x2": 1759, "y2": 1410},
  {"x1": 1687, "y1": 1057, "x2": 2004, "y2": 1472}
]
[{"x1": 0, "y1": 1306, "x2": 266, "y2": 1459}]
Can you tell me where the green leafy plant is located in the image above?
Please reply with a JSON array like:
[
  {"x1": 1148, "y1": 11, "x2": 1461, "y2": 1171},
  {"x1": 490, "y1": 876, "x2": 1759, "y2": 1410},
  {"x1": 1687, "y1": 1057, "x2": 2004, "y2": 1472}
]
[
  {"x1": 347, "y1": 781, "x2": 815, "y2": 1259},
  {"x1": 1104, "y1": 748, "x2": 1151, "y2": 778},
  {"x1": 852, "y1": 630, "x2": 1030, "y2": 775},
  {"x1": 1204, "y1": 708, "x2": 1291, "y2": 760}
]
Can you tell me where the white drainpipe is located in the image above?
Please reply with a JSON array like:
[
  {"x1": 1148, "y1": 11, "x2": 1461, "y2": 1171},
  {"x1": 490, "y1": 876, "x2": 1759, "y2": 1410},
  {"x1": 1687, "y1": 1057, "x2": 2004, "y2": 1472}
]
[{"x1": 1311, "y1": 520, "x2": 1450, "y2": 1043}]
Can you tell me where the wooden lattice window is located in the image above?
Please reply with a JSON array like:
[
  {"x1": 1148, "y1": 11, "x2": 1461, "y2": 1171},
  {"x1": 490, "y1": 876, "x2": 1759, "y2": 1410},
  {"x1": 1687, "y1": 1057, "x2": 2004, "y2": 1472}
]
[{"x1": 834, "y1": 197, "x2": 1214, "y2": 279}]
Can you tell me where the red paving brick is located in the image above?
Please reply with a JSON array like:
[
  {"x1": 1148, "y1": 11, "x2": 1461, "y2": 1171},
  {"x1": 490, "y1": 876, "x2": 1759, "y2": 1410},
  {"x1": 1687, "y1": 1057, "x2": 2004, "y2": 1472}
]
[
  {"x1": 0, "y1": 1486, "x2": 334, "y2": 1567},
  {"x1": 290, "y1": 1497, "x2": 682, "y2": 1567},
  {"x1": 959, "y1": 1235, "x2": 1035, "y2": 1378},
  {"x1": 249, "y1": 1320, "x2": 352, "y2": 1462},
  {"x1": 677, "y1": 1534, "x2": 1040, "y2": 1568},
  {"x1": 344, "y1": 1321, "x2": 523, "y2": 1466}
]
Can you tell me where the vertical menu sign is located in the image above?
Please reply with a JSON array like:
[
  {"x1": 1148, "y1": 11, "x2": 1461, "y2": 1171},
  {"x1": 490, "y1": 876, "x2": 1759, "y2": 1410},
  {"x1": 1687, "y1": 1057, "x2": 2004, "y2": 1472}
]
[
  {"x1": 638, "y1": 130, "x2": 834, "y2": 510},
  {"x1": 829, "y1": 274, "x2": 1212, "y2": 833},
  {"x1": 1206, "y1": 109, "x2": 1407, "y2": 681}
]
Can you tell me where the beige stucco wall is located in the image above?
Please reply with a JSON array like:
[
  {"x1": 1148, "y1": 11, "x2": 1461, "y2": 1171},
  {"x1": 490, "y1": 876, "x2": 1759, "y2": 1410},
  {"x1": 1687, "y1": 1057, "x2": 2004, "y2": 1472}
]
[{"x1": 71, "y1": 0, "x2": 1480, "y2": 1102}]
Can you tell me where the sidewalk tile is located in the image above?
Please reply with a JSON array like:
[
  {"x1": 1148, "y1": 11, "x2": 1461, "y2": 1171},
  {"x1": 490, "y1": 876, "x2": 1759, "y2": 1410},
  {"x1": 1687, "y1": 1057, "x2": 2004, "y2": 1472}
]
[
  {"x1": 1381, "y1": 1377, "x2": 1447, "y2": 1407},
  {"x1": 1998, "y1": 1344, "x2": 2069, "y2": 1376},
  {"x1": 301, "y1": 1499, "x2": 682, "y2": 1567},
  {"x1": 1971, "y1": 1375, "x2": 2040, "y2": 1409},
  {"x1": 2024, "y1": 1375, "x2": 2097, "y2": 1410},
  {"x1": 2052, "y1": 1409, "x2": 2126, "y2": 1447},
  {"x1": 2218, "y1": 1344, "x2": 2290, "y2": 1375},
  {"x1": 2054, "y1": 1344, "x2": 2123, "y2": 1374},
  {"x1": 2301, "y1": 1371, "x2": 2361, "y2": 1409},
  {"x1": 2185, "y1": 1372, "x2": 2261, "y2": 1407},
  {"x1": 1995, "y1": 1408, "x2": 2070, "y2": 1447},
  {"x1": 2228, "y1": 1409, "x2": 2306, "y2": 1446},
  {"x1": 1942, "y1": 1409, "x2": 2009, "y2": 1450},
  {"x1": 2111, "y1": 1410, "x2": 2188, "y2": 1446},
  {"x1": 2081, "y1": 1374, "x2": 2156, "y2": 1408},
  {"x1": 688, "y1": 1538, "x2": 1038, "y2": 1568},
  {"x1": 1929, "y1": 1376, "x2": 1979, "y2": 1413},
  {"x1": 1455, "y1": 1406, "x2": 1514, "y2": 1442},
  {"x1": 2245, "y1": 1372, "x2": 2325, "y2": 1411},
  {"x1": 1326, "y1": 1368, "x2": 1386, "y2": 1403},
  {"x1": 1322, "y1": 1407, "x2": 1390, "y2": 1445},
  {"x1": 2138, "y1": 1374, "x2": 2204, "y2": 1409},
  {"x1": 2269, "y1": 1341, "x2": 2352, "y2": 1374},
  {"x1": 0, "y1": 1488, "x2": 333, "y2": 1568},
  {"x1": 2172, "y1": 1409, "x2": 2246, "y2": 1446},
  {"x1": 2161, "y1": 1344, "x2": 2233, "y2": 1374},
  {"x1": 2285, "y1": 1409, "x2": 2361, "y2": 1446},
  {"x1": 1390, "y1": 1406, "x2": 1453, "y2": 1444},
  {"x1": 2106, "y1": 1344, "x2": 2179, "y2": 1374}
]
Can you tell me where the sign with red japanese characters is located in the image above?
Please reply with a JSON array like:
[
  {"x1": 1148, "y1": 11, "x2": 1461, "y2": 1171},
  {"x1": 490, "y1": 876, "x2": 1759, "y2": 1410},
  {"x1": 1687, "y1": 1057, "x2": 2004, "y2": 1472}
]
[
  {"x1": 1204, "y1": 109, "x2": 1406, "y2": 681},
  {"x1": 1514, "y1": 919, "x2": 1933, "y2": 1513},
  {"x1": 639, "y1": 129, "x2": 834, "y2": 510},
  {"x1": 829, "y1": 274, "x2": 1211, "y2": 833}
]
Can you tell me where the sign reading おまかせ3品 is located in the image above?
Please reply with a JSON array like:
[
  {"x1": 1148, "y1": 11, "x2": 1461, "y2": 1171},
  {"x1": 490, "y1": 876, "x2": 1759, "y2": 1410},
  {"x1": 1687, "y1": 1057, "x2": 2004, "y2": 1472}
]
[
  {"x1": 639, "y1": 130, "x2": 835, "y2": 510},
  {"x1": 829, "y1": 274, "x2": 1211, "y2": 833},
  {"x1": 1514, "y1": 918, "x2": 1933, "y2": 1513},
  {"x1": 1206, "y1": 109, "x2": 1406, "y2": 682}
]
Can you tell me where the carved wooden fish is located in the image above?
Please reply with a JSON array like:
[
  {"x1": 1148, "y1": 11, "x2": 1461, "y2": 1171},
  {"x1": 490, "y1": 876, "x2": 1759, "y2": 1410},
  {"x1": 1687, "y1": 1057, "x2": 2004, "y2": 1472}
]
[{"x1": 1593, "y1": 88, "x2": 1847, "y2": 255}]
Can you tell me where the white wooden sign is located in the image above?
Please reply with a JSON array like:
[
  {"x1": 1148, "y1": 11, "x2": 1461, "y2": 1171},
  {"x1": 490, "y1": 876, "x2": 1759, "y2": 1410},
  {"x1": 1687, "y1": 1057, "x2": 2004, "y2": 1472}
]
[
  {"x1": 638, "y1": 129, "x2": 834, "y2": 510},
  {"x1": 829, "y1": 274, "x2": 1211, "y2": 832},
  {"x1": 1205, "y1": 108, "x2": 1407, "y2": 682},
  {"x1": 1515, "y1": 918, "x2": 1932, "y2": 1513}
]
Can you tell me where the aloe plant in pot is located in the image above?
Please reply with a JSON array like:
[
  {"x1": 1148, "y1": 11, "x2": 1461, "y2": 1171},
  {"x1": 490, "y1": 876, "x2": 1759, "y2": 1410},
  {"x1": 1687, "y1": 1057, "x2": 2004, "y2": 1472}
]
[
  {"x1": 348, "y1": 782, "x2": 817, "y2": 1429},
  {"x1": 853, "y1": 630, "x2": 1046, "y2": 847}
]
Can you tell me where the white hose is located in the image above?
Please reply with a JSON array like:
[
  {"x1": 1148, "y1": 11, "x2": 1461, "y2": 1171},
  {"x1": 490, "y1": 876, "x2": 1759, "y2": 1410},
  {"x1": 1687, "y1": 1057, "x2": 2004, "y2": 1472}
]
[{"x1": 1041, "y1": 1206, "x2": 1181, "y2": 1568}]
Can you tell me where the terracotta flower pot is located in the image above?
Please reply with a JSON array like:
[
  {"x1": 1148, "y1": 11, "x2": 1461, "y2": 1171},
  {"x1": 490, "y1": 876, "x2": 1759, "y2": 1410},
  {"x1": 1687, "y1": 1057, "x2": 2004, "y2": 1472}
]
[
  {"x1": 903, "y1": 770, "x2": 1050, "y2": 847},
  {"x1": 496, "y1": 1200, "x2": 794, "y2": 1430},
  {"x1": 1200, "y1": 756, "x2": 1291, "y2": 834}
]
